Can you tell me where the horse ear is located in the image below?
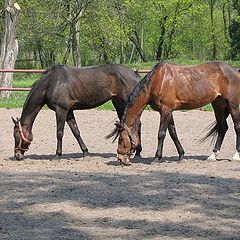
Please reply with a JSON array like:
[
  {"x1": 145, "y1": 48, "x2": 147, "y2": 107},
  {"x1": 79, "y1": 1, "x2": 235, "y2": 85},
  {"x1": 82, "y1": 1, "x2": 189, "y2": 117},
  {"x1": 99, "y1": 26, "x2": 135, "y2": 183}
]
[
  {"x1": 11, "y1": 117, "x2": 20, "y2": 125},
  {"x1": 114, "y1": 121, "x2": 123, "y2": 129},
  {"x1": 11, "y1": 117, "x2": 18, "y2": 125},
  {"x1": 129, "y1": 132, "x2": 138, "y2": 146}
]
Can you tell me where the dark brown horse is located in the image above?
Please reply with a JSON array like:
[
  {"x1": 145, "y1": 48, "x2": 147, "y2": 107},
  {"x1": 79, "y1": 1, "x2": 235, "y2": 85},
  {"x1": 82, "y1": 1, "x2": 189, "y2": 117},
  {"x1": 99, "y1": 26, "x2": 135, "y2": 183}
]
[
  {"x1": 110, "y1": 61, "x2": 240, "y2": 165},
  {"x1": 12, "y1": 64, "x2": 142, "y2": 160}
]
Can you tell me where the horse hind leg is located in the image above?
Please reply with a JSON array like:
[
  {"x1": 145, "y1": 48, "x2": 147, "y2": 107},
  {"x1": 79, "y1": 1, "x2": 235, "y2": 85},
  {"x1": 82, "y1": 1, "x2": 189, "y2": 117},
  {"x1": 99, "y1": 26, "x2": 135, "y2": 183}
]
[
  {"x1": 66, "y1": 110, "x2": 88, "y2": 156},
  {"x1": 207, "y1": 97, "x2": 229, "y2": 161},
  {"x1": 228, "y1": 104, "x2": 240, "y2": 161}
]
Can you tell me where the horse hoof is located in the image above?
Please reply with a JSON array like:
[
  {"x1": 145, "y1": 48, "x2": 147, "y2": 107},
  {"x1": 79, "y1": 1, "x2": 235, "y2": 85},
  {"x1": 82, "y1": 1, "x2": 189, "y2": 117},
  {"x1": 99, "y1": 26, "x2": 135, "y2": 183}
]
[
  {"x1": 135, "y1": 153, "x2": 142, "y2": 158},
  {"x1": 50, "y1": 155, "x2": 61, "y2": 161},
  {"x1": 207, "y1": 152, "x2": 218, "y2": 162},
  {"x1": 232, "y1": 151, "x2": 240, "y2": 161},
  {"x1": 151, "y1": 157, "x2": 163, "y2": 164},
  {"x1": 178, "y1": 155, "x2": 184, "y2": 161},
  {"x1": 83, "y1": 151, "x2": 89, "y2": 157}
]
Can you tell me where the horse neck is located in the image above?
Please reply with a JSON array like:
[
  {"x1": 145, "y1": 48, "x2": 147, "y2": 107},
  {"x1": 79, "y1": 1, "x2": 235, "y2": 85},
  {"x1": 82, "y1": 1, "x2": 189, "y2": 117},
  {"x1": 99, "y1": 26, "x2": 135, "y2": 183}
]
[
  {"x1": 123, "y1": 86, "x2": 150, "y2": 130},
  {"x1": 20, "y1": 93, "x2": 44, "y2": 136}
]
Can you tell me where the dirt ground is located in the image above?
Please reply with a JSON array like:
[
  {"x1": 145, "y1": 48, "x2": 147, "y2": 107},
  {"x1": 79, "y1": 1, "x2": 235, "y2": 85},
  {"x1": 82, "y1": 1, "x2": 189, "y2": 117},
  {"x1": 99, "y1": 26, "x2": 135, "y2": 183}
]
[{"x1": 0, "y1": 108, "x2": 240, "y2": 240}]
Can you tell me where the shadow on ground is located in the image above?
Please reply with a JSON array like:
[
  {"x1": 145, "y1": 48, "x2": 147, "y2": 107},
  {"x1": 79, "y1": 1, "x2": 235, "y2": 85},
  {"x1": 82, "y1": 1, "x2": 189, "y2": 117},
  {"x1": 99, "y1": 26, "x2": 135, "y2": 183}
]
[{"x1": 0, "y1": 166, "x2": 239, "y2": 239}]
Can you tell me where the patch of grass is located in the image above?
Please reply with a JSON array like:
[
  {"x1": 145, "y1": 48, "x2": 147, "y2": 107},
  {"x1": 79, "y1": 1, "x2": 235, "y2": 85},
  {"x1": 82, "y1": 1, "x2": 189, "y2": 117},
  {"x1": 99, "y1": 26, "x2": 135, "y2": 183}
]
[
  {"x1": 96, "y1": 101, "x2": 115, "y2": 110},
  {"x1": 0, "y1": 73, "x2": 39, "y2": 108},
  {"x1": 201, "y1": 104, "x2": 213, "y2": 111},
  {"x1": 0, "y1": 91, "x2": 29, "y2": 108},
  {"x1": 13, "y1": 73, "x2": 39, "y2": 87}
]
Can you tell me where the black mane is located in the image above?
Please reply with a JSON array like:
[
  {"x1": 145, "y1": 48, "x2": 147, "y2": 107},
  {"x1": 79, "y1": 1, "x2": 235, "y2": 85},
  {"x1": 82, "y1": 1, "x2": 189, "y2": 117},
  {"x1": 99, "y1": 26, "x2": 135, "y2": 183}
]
[
  {"x1": 106, "y1": 62, "x2": 162, "y2": 141},
  {"x1": 23, "y1": 65, "x2": 64, "y2": 110},
  {"x1": 121, "y1": 62, "x2": 162, "y2": 123}
]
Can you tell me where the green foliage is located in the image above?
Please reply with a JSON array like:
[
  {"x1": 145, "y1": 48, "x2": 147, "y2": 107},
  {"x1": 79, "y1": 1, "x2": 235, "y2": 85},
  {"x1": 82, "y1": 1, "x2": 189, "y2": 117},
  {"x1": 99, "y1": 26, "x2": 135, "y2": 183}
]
[
  {"x1": 230, "y1": 1, "x2": 240, "y2": 60},
  {"x1": 6, "y1": 0, "x2": 238, "y2": 67},
  {"x1": 1, "y1": 0, "x2": 240, "y2": 110}
]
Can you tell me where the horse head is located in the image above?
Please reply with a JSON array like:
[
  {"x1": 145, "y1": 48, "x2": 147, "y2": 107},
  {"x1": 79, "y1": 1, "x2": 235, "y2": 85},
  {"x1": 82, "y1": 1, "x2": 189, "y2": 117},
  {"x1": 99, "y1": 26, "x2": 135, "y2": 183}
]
[
  {"x1": 115, "y1": 121, "x2": 139, "y2": 165},
  {"x1": 12, "y1": 117, "x2": 32, "y2": 160}
]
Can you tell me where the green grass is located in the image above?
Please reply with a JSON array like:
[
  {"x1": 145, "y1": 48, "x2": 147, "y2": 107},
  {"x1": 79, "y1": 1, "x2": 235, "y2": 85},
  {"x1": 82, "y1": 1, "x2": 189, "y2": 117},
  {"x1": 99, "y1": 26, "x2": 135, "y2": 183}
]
[
  {"x1": 96, "y1": 101, "x2": 115, "y2": 110},
  {"x1": 0, "y1": 73, "x2": 39, "y2": 108}
]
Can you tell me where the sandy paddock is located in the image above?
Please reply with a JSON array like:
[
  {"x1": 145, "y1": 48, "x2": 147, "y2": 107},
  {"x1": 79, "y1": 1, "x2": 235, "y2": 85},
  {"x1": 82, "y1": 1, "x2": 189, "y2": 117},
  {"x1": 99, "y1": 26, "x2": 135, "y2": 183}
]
[{"x1": 0, "y1": 108, "x2": 239, "y2": 240}]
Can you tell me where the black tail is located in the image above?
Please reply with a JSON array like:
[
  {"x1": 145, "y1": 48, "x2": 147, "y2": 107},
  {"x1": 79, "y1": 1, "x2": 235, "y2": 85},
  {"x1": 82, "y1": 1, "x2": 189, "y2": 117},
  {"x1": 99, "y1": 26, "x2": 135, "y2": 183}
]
[{"x1": 201, "y1": 121, "x2": 219, "y2": 145}]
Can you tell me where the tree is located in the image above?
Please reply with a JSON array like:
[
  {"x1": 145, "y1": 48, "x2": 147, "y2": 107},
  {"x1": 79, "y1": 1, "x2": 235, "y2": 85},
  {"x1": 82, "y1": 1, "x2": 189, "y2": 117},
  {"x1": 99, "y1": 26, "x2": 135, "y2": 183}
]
[
  {"x1": 1, "y1": 0, "x2": 236, "y2": 70},
  {"x1": 60, "y1": 0, "x2": 94, "y2": 67},
  {"x1": 229, "y1": 0, "x2": 240, "y2": 60},
  {"x1": 0, "y1": 0, "x2": 20, "y2": 98}
]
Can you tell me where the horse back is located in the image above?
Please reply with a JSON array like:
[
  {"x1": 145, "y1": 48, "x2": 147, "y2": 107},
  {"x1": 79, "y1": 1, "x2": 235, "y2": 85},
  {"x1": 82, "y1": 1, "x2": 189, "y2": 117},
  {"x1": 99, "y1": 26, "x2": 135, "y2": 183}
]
[
  {"x1": 43, "y1": 64, "x2": 140, "y2": 110},
  {"x1": 150, "y1": 62, "x2": 240, "y2": 110}
]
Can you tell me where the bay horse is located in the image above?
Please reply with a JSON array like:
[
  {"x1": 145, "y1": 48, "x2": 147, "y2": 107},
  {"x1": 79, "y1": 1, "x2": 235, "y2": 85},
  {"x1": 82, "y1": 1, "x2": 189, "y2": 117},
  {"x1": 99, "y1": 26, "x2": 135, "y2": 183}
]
[
  {"x1": 110, "y1": 61, "x2": 240, "y2": 165},
  {"x1": 12, "y1": 64, "x2": 142, "y2": 160}
]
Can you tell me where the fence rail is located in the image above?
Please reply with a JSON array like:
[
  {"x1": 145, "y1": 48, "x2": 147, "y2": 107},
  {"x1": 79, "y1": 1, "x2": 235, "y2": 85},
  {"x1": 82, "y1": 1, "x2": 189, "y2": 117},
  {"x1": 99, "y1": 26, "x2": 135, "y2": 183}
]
[
  {"x1": 0, "y1": 68, "x2": 150, "y2": 92},
  {"x1": 0, "y1": 69, "x2": 45, "y2": 73},
  {"x1": 0, "y1": 87, "x2": 31, "y2": 91}
]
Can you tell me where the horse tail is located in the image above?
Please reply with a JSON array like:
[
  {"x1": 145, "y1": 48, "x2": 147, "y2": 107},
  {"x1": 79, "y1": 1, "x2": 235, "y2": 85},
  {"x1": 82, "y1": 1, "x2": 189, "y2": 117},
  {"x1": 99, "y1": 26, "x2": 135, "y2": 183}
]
[{"x1": 200, "y1": 121, "x2": 218, "y2": 145}]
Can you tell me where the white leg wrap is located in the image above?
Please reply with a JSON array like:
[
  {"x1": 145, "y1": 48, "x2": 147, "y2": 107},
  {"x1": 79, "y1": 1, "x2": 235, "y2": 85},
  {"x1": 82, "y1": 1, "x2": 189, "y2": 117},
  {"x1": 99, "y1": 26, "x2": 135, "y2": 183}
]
[
  {"x1": 232, "y1": 151, "x2": 240, "y2": 161},
  {"x1": 207, "y1": 151, "x2": 219, "y2": 161}
]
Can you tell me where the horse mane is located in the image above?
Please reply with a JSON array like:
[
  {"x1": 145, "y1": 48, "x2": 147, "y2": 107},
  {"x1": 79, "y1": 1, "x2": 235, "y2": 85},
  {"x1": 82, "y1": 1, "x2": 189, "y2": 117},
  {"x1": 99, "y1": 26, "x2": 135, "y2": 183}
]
[
  {"x1": 106, "y1": 62, "x2": 162, "y2": 142},
  {"x1": 22, "y1": 67, "x2": 54, "y2": 109},
  {"x1": 121, "y1": 62, "x2": 162, "y2": 123},
  {"x1": 30, "y1": 67, "x2": 54, "y2": 88}
]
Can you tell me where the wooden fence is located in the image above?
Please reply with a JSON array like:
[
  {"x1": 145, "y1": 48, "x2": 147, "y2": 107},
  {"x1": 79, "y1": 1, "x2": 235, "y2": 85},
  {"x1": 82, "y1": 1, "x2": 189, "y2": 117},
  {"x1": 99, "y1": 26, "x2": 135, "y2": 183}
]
[{"x1": 0, "y1": 68, "x2": 149, "y2": 91}]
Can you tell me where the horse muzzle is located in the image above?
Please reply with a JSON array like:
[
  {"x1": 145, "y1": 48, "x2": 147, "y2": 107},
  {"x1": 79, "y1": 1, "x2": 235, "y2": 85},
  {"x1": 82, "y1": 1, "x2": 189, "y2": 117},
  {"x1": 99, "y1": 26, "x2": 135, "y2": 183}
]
[
  {"x1": 117, "y1": 153, "x2": 131, "y2": 166},
  {"x1": 15, "y1": 151, "x2": 25, "y2": 160}
]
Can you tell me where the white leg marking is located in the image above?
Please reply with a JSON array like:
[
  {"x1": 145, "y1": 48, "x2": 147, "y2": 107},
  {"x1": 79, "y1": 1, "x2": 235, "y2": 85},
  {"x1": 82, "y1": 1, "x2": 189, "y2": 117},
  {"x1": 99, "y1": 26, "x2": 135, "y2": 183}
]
[
  {"x1": 207, "y1": 151, "x2": 219, "y2": 161},
  {"x1": 232, "y1": 151, "x2": 240, "y2": 161}
]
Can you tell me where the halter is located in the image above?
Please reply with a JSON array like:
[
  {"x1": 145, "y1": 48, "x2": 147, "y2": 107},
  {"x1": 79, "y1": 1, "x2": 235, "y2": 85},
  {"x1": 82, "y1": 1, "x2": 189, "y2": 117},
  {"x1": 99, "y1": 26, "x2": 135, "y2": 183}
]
[{"x1": 15, "y1": 122, "x2": 32, "y2": 152}]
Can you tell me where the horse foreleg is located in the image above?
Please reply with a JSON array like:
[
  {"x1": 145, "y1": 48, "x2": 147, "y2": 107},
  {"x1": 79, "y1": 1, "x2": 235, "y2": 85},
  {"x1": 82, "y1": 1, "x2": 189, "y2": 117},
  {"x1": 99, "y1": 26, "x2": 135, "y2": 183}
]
[
  {"x1": 135, "y1": 120, "x2": 142, "y2": 157},
  {"x1": 168, "y1": 114, "x2": 185, "y2": 161},
  {"x1": 66, "y1": 110, "x2": 88, "y2": 156},
  {"x1": 208, "y1": 98, "x2": 229, "y2": 161},
  {"x1": 54, "y1": 108, "x2": 67, "y2": 158},
  {"x1": 153, "y1": 110, "x2": 172, "y2": 162}
]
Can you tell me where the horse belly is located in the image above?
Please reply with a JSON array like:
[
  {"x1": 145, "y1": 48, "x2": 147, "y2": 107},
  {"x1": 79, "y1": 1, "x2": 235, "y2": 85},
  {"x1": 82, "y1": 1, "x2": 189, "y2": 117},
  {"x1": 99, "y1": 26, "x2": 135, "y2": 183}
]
[
  {"x1": 176, "y1": 91, "x2": 218, "y2": 110},
  {"x1": 71, "y1": 87, "x2": 112, "y2": 110}
]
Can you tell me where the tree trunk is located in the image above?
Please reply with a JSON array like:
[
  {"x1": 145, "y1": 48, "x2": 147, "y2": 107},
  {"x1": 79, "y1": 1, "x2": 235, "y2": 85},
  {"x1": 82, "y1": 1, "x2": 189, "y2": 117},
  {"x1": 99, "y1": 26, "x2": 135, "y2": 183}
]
[
  {"x1": 129, "y1": 31, "x2": 147, "y2": 62},
  {"x1": 209, "y1": 0, "x2": 217, "y2": 60},
  {"x1": 156, "y1": 16, "x2": 167, "y2": 61},
  {"x1": 222, "y1": 2, "x2": 230, "y2": 59},
  {"x1": 0, "y1": 0, "x2": 20, "y2": 98},
  {"x1": 72, "y1": 20, "x2": 81, "y2": 67}
]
